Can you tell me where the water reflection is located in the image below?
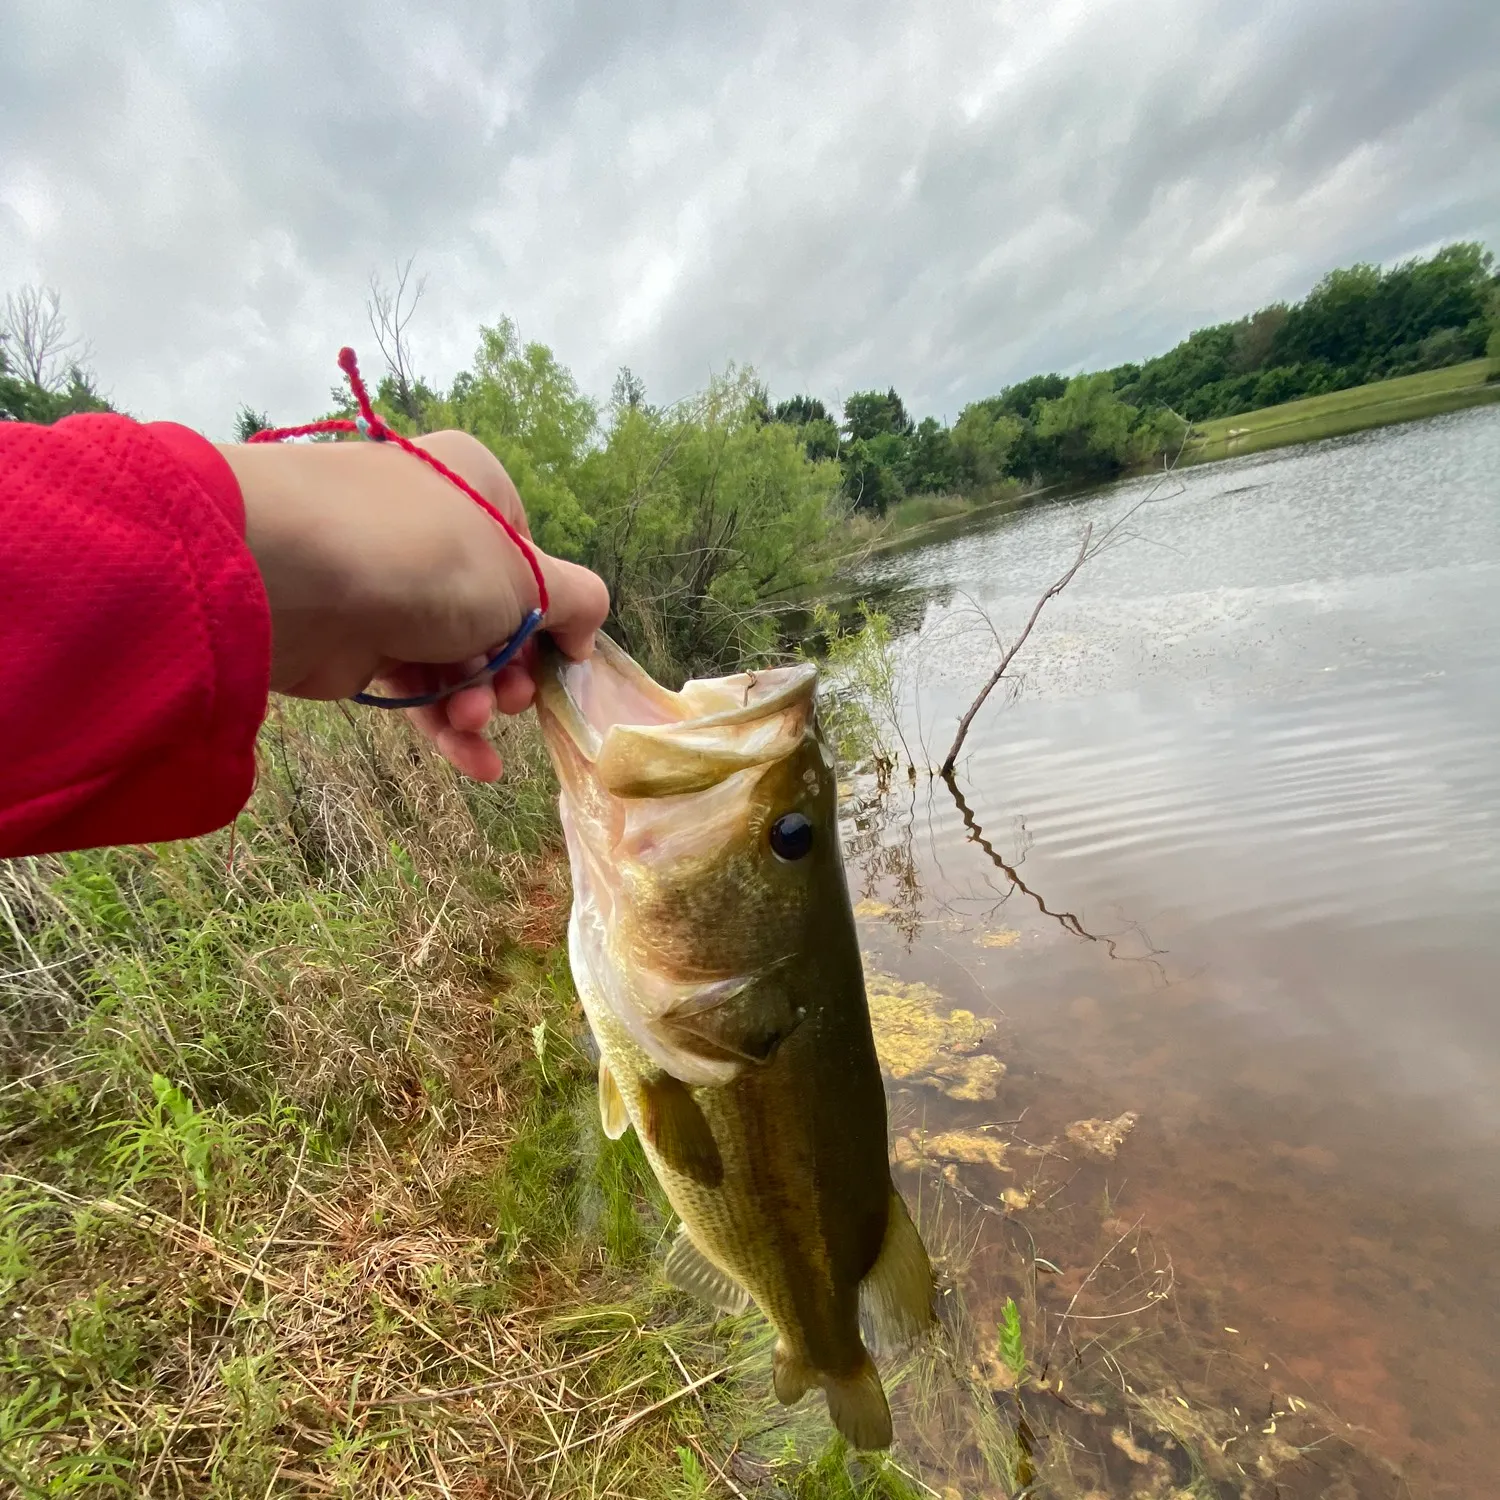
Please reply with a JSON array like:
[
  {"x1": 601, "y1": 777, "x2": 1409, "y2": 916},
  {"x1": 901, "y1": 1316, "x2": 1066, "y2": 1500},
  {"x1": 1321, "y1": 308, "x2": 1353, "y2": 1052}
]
[{"x1": 941, "y1": 773, "x2": 1166, "y2": 972}]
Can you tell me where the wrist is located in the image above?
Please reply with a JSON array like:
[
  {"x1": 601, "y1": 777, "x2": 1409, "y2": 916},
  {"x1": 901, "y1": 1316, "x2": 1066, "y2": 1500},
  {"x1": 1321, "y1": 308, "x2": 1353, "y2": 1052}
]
[{"x1": 218, "y1": 442, "x2": 362, "y2": 695}]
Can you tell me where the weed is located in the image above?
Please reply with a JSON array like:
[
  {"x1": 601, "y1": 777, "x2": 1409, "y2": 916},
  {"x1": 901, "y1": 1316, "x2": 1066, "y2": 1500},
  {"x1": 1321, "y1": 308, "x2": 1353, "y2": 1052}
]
[{"x1": 999, "y1": 1295, "x2": 1027, "y2": 1387}]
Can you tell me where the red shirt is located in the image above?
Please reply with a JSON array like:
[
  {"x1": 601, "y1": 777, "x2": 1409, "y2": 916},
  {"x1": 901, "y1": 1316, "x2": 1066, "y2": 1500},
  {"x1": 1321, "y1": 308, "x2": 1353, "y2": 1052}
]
[{"x1": 0, "y1": 415, "x2": 270, "y2": 857}]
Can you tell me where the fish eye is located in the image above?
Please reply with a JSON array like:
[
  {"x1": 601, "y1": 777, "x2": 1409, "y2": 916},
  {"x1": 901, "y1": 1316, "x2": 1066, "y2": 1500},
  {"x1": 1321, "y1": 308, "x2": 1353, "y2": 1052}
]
[{"x1": 768, "y1": 811, "x2": 814, "y2": 862}]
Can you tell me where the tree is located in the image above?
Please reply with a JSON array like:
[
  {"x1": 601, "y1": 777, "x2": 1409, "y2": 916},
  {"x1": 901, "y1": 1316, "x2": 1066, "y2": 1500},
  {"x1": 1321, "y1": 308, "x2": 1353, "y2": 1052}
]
[
  {"x1": 842, "y1": 387, "x2": 913, "y2": 442},
  {"x1": 578, "y1": 368, "x2": 839, "y2": 680},
  {"x1": 2, "y1": 286, "x2": 81, "y2": 390},
  {"x1": 772, "y1": 395, "x2": 829, "y2": 426},
  {"x1": 1229, "y1": 304, "x2": 1289, "y2": 373},
  {"x1": 1, "y1": 288, "x2": 110, "y2": 424},
  {"x1": 951, "y1": 401, "x2": 1023, "y2": 488},
  {"x1": 992, "y1": 373, "x2": 1067, "y2": 421},
  {"x1": 771, "y1": 395, "x2": 839, "y2": 461},
  {"x1": 900, "y1": 415, "x2": 958, "y2": 493},
  {"x1": 1033, "y1": 373, "x2": 1139, "y2": 479},
  {"x1": 799, "y1": 417, "x2": 841, "y2": 463},
  {"x1": 234, "y1": 406, "x2": 272, "y2": 441},
  {"x1": 440, "y1": 318, "x2": 598, "y2": 556},
  {"x1": 611, "y1": 366, "x2": 648, "y2": 414},
  {"x1": 839, "y1": 436, "x2": 905, "y2": 515},
  {"x1": 367, "y1": 258, "x2": 428, "y2": 426}
]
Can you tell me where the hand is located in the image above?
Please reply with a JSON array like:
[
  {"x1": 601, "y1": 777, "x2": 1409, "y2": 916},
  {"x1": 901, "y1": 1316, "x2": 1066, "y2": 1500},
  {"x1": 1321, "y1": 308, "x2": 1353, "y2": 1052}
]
[{"x1": 219, "y1": 430, "x2": 609, "y2": 780}]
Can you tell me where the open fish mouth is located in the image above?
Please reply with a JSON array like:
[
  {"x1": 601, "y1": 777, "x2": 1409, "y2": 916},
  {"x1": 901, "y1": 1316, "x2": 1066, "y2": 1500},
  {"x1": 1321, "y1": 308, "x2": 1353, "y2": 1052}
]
[
  {"x1": 533, "y1": 632, "x2": 818, "y2": 800},
  {"x1": 534, "y1": 633, "x2": 822, "y2": 1084}
]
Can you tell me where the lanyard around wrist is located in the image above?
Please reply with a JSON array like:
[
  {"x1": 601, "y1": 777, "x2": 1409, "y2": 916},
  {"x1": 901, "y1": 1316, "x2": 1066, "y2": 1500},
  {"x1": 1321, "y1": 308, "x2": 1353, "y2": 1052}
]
[{"x1": 246, "y1": 347, "x2": 547, "y2": 710}]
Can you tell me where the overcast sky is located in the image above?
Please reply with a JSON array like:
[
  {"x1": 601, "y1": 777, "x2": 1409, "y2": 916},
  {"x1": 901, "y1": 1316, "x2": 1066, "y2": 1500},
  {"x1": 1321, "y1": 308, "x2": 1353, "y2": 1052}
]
[{"x1": 3, "y1": 0, "x2": 1497, "y2": 438}]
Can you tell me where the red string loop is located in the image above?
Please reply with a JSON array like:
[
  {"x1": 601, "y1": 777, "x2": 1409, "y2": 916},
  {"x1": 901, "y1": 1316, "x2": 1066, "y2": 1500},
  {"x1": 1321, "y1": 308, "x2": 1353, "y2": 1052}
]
[{"x1": 246, "y1": 348, "x2": 549, "y2": 616}]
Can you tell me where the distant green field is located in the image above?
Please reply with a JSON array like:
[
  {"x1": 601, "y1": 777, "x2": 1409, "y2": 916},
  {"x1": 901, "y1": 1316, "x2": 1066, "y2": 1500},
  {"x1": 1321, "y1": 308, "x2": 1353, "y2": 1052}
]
[{"x1": 1181, "y1": 357, "x2": 1500, "y2": 465}]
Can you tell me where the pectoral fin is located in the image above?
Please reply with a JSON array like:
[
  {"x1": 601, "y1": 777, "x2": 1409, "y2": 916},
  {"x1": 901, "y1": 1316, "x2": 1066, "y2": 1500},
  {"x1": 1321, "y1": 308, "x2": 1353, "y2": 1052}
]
[
  {"x1": 859, "y1": 1190, "x2": 934, "y2": 1353},
  {"x1": 598, "y1": 1060, "x2": 631, "y2": 1140},
  {"x1": 640, "y1": 1074, "x2": 723, "y2": 1187},
  {"x1": 663, "y1": 1227, "x2": 751, "y2": 1314}
]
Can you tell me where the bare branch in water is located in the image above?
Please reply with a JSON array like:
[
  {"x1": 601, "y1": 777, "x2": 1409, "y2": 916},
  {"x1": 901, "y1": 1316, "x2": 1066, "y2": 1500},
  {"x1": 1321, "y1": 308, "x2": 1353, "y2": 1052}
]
[
  {"x1": 939, "y1": 773, "x2": 1167, "y2": 973},
  {"x1": 938, "y1": 440, "x2": 1190, "y2": 777},
  {"x1": 939, "y1": 523, "x2": 1091, "y2": 776}
]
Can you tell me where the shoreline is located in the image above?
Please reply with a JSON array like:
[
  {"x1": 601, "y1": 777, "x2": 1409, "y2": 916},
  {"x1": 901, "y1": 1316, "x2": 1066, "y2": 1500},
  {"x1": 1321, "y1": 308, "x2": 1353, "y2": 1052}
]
[{"x1": 823, "y1": 357, "x2": 1500, "y2": 570}]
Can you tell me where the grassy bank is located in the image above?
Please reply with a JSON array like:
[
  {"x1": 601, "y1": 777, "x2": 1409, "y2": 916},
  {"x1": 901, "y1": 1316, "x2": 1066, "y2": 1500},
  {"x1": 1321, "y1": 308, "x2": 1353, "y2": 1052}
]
[
  {"x1": 1180, "y1": 356, "x2": 1500, "y2": 465},
  {"x1": 829, "y1": 483, "x2": 1041, "y2": 566},
  {"x1": 0, "y1": 708, "x2": 785, "y2": 1498}
]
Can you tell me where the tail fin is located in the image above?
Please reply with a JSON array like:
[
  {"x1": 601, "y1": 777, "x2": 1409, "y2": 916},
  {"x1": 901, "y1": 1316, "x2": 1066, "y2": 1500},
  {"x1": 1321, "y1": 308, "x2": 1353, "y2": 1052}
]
[
  {"x1": 823, "y1": 1354, "x2": 893, "y2": 1451},
  {"x1": 773, "y1": 1340, "x2": 893, "y2": 1451}
]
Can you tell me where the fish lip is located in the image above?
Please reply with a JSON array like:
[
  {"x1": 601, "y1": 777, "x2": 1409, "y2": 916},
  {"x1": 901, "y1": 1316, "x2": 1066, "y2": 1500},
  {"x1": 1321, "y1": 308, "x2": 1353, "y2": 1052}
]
[
  {"x1": 534, "y1": 633, "x2": 672, "y2": 762},
  {"x1": 536, "y1": 631, "x2": 818, "y2": 758},
  {"x1": 535, "y1": 632, "x2": 819, "y2": 800}
]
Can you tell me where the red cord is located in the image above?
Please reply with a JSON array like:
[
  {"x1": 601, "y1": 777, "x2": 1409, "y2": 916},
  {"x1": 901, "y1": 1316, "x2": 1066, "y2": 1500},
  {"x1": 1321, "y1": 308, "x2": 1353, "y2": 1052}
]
[{"x1": 246, "y1": 347, "x2": 550, "y2": 615}]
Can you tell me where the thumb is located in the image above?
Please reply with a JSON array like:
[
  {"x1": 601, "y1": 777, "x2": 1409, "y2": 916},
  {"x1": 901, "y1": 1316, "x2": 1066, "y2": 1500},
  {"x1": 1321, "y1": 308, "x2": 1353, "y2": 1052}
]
[{"x1": 538, "y1": 551, "x2": 611, "y2": 660}]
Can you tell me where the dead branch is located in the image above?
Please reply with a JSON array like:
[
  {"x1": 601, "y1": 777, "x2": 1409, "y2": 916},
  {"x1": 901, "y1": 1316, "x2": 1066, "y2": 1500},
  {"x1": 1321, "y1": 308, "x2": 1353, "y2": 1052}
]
[
  {"x1": 938, "y1": 441, "x2": 1189, "y2": 777},
  {"x1": 366, "y1": 257, "x2": 427, "y2": 423},
  {"x1": 939, "y1": 523, "x2": 1091, "y2": 775},
  {"x1": 2, "y1": 286, "x2": 81, "y2": 390}
]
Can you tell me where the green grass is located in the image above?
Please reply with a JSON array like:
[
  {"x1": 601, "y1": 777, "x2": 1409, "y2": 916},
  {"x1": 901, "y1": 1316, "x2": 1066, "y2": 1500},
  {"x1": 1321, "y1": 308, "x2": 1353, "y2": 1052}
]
[
  {"x1": 0, "y1": 705, "x2": 782, "y2": 1498},
  {"x1": 1182, "y1": 355, "x2": 1500, "y2": 464}
]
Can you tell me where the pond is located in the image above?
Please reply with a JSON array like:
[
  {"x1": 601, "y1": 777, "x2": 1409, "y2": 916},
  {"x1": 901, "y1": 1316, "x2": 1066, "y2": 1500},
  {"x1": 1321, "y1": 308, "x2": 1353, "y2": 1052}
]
[{"x1": 843, "y1": 405, "x2": 1500, "y2": 1497}]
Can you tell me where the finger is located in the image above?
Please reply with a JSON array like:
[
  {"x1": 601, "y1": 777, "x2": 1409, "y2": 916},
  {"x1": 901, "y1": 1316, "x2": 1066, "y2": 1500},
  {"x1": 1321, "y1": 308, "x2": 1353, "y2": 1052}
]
[
  {"x1": 537, "y1": 552, "x2": 611, "y2": 660},
  {"x1": 491, "y1": 661, "x2": 536, "y2": 717},
  {"x1": 406, "y1": 700, "x2": 449, "y2": 748},
  {"x1": 434, "y1": 724, "x2": 504, "y2": 781},
  {"x1": 446, "y1": 678, "x2": 497, "y2": 734}
]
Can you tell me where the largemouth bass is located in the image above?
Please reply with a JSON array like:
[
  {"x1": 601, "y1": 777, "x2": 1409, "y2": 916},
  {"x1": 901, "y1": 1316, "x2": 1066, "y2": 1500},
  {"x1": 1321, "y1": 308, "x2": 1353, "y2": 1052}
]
[{"x1": 534, "y1": 633, "x2": 933, "y2": 1450}]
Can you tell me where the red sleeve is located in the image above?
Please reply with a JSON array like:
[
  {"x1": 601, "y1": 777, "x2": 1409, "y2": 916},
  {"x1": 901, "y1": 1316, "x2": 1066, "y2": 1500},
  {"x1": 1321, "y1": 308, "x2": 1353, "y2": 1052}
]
[{"x1": 0, "y1": 414, "x2": 271, "y2": 857}]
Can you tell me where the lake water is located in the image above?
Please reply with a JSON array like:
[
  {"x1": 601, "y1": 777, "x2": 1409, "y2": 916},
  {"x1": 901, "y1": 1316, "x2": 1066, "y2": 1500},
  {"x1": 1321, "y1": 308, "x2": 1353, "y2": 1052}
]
[{"x1": 842, "y1": 406, "x2": 1500, "y2": 1497}]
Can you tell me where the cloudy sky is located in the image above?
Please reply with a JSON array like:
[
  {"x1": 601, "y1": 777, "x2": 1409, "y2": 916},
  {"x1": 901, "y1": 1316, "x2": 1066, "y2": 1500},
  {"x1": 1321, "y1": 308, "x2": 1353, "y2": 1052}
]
[{"x1": 3, "y1": 0, "x2": 1497, "y2": 437}]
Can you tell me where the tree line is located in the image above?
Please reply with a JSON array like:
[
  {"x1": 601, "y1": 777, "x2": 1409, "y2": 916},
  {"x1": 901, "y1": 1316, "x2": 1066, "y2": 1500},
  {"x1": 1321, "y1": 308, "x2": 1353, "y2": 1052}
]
[
  {"x1": 5, "y1": 241, "x2": 1496, "y2": 679},
  {"x1": 765, "y1": 240, "x2": 1499, "y2": 514}
]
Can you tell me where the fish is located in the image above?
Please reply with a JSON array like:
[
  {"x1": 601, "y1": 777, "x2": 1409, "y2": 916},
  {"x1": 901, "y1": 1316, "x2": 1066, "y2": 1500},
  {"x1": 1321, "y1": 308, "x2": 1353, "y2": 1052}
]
[{"x1": 534, "y1": 632, "x2": 934, "y2": 1450}]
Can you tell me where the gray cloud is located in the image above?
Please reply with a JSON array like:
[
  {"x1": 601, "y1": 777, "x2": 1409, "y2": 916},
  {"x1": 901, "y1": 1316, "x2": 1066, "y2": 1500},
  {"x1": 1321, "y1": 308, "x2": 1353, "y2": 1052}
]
[{"x1": 2, "y1": 0, "x2": 1496, "y2": 436}]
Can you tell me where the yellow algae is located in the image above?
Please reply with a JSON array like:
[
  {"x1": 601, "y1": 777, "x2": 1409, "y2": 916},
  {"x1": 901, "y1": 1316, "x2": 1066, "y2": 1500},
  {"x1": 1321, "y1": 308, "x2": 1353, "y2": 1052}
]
[
  {"x1": 864, "y1": 967, "x2": 1006, "y2": 1101},
  {"x1": 1001, "y1": 1186, "x2": 1030, "y2": 1210},
  {"x1": 1110, "y1": 1427, "x2": 1154, "y2": 1466},
  {"x1": 975, "y1": 928, "x2": 1021, "y2": 949},
  {"x1": 853, "y1": 897, "x2": 892, "y2": 918},
  {"x1": 1066, "y1": 1112, "x2": 1140, "y2": 1160},
  {"x1": 894, "y1": 1129, "x2": 1010, "y2": 1171}
]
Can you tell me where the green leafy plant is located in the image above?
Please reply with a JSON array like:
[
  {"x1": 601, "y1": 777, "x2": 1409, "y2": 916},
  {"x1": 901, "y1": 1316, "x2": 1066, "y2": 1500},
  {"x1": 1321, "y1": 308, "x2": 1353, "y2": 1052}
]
[
  {"x1": 1000, "y1": 1296, "x2": 1027, "y2": 1387},
  {"x1": 100, "y1": 1074, "x2": 247, "y2": 1199}
]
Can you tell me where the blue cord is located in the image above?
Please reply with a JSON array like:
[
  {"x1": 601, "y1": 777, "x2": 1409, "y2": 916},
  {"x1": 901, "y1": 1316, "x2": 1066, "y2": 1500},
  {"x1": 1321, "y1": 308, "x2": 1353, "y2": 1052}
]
[{"x1": 352, "y1": 607, "x2": 545, "y2": 710}]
